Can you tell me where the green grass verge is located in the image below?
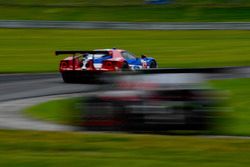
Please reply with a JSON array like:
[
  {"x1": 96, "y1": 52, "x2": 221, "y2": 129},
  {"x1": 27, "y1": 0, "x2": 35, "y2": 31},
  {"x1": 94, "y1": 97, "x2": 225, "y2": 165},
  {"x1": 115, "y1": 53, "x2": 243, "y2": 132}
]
[
  {"x1": 24, "y1": 98, "x2": 82, "y2": 125},
  {"x1": 3, "y1": 0, "x2": 250, "y2": 7},
  {"x1": 1, "y1": 0, "x2": 250, "y2": 22},
  {"x1": 1, "y1": 29, "x2": 250, "y2": 73},
  {"x1": 210, "y1": 78, "x2": 250, "y2": 136},
  {"x1": 24, "y1": 78, "x2": 250, "y2": 136},
  {"x1": 2, "y1": 6, "x2": 250, "y2": 22},
  {"x1": 0, "y1": 130, "x2": 250, "y2": 167}
]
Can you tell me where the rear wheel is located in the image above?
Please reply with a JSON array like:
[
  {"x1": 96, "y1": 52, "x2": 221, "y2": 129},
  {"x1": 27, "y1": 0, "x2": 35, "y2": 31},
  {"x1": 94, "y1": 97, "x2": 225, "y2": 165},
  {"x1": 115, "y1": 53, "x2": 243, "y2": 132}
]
[
  {"x1": 61, "y1": 73, "x2": 74, "y2": 83},
  {"x1": 121, "y1": 62, "x2": 129, "y2": 71}
]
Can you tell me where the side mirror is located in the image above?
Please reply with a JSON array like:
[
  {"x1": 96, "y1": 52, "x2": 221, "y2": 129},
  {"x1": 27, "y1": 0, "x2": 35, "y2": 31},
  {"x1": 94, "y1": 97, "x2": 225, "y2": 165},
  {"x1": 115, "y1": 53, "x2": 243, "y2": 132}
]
[{"x1": 141, "y1": 54, "x2": 146, "y2": 59}]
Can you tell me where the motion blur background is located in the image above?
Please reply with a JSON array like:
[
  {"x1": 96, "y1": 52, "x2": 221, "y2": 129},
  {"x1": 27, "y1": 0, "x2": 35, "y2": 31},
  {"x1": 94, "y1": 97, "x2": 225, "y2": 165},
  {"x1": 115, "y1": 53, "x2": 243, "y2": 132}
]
[{"x1": 1, "y1": 0, "x2": 250, "y2": 167}]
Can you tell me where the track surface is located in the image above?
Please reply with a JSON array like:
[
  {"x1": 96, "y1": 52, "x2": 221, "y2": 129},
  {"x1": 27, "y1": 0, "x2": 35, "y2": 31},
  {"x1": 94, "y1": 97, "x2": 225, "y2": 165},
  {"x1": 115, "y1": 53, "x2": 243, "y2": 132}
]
[
  {"x1": 0, "y1": 94, "x2": 82, "y2": 131},
  {"x1": 2, "y1": 20, "x2": 250, "y2": 30},
  {"x1": 0, "y1": 73, "x2": 98, "y2": 102},
  {"x1": 0, "y1": 73, "x2": 99, "y2": 130}
]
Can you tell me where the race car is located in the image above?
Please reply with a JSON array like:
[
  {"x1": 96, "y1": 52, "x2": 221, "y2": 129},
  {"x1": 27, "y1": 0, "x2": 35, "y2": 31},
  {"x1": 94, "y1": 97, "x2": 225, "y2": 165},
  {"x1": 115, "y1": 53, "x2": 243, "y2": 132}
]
[
  {"x1": 56, "y1": 48, "x2": 157, "y2": 83},
  {"x1": 81, "y1": 72, "x2": 219, "y2": 132}
]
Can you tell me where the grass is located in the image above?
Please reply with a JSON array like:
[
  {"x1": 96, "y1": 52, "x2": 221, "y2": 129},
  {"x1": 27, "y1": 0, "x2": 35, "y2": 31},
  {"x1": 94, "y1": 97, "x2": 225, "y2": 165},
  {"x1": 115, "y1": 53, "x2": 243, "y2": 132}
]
[
  {"x1": 1, "y1": 29, "x2": 250, "y2": 72},
  {"x1": 0, "y1": 130, "x2": 250, "y2": 166},
  {"x1": 2, "y1": 0, "x2": 250, "y2": 22},
  {"x1": 210, "y1": 78, "x2": 250, "y2": 136},
  {"x1": 24, "y1": 98, "x2": 83, "y2": 125},
  {"x1": 2, "y1": 0, "x2": 250, "y2": 6},
  {"x1": 1, "y1": 5, "x2": 250, "y2": 22}
]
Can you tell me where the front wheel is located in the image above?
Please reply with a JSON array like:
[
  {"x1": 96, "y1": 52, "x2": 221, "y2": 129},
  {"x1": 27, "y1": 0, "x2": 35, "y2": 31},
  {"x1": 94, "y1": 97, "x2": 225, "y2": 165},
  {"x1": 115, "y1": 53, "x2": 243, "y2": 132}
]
[{"x1": 149, "y1": 61, "x2": 157, "y2": 68}]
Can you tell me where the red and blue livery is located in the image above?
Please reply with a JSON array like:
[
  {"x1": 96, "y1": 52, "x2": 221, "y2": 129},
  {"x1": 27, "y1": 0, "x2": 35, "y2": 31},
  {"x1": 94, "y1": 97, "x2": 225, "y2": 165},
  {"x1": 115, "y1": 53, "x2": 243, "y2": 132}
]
[{"x1": 56, "y1": 48, "x2": 157, "y2": 83}]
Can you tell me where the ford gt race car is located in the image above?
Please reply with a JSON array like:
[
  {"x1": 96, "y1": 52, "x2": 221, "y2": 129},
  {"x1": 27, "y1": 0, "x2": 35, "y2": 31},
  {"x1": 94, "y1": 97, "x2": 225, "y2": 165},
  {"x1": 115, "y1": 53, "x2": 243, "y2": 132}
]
[{"x1": 56, "y1": 48, "x2": 157, "y2": 83}]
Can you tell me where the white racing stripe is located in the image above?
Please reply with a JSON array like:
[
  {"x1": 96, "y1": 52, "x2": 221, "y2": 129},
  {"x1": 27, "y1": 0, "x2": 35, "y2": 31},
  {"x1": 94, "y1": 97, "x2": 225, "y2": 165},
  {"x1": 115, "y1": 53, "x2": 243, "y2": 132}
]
[{"x1": 94, "y1": 63, "x2": 102, "y2": 69}]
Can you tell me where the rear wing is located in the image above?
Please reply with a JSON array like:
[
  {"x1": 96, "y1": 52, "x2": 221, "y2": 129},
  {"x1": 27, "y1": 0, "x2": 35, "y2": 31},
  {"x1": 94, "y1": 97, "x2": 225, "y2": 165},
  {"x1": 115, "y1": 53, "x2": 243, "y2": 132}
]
[{"x1": 55, "y1": 51, "x2": 110, "y2": 56}]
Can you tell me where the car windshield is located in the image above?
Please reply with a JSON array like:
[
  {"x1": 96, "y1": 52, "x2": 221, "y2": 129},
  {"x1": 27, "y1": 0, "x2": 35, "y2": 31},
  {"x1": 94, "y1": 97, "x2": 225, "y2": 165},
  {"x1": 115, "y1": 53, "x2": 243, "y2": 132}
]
[{"x1": 121, "y1": 51, "x2": 136, "y2": 60}]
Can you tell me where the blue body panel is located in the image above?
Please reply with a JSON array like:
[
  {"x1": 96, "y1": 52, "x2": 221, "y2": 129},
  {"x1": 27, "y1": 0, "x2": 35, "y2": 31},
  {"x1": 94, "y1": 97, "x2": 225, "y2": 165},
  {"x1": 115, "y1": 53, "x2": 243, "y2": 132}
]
[
  {"x1": 93, "y1": 55, "x2": 112, "y2": 63},
  {"x1": 126, "y1": 57, "x2": 156, "y2": 69}
]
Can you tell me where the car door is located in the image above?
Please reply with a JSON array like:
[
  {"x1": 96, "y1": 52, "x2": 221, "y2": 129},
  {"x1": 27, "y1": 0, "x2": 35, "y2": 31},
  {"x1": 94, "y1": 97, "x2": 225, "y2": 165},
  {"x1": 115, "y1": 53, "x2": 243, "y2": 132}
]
[{"x1": 121, "y1": 51, "x2": 142, "y2": 70}]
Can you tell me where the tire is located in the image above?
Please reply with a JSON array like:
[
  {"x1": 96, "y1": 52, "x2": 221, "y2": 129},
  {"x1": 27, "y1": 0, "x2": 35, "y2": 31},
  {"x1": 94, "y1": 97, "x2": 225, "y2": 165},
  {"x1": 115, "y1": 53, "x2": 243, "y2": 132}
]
[
  {"x1": 61, "y1": 73, "x2": 74, "y2": 83},
  {"x1": 149, "y1": 60, "x2": 157, "y2": 68},
  {"x1": 121, "y1": 62, "x2": 129, "y2": 71}
]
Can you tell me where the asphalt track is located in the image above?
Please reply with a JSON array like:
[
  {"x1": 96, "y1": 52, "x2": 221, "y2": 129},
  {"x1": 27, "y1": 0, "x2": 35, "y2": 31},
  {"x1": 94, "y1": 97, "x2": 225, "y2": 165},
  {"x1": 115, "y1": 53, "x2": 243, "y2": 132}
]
[
  {"x1": 2, "y1": 20, "x2": 250, "y2": 30},
  {"x1": 0, "y1": 73, "x2": 100, "y2": 131},
  {"x1": 0, "y1": 73, "x2": 99, "y2": 102},
  {"x1": 0, "y1": 68, "x2": 250, "y2": 131}
]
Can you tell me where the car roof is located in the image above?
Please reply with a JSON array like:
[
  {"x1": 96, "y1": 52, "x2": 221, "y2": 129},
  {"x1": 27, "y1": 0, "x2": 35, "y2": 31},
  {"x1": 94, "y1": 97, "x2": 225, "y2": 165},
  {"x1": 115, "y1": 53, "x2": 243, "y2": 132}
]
[{"x1": 94, "y1": 48, "x2": 125, "y2": 53}]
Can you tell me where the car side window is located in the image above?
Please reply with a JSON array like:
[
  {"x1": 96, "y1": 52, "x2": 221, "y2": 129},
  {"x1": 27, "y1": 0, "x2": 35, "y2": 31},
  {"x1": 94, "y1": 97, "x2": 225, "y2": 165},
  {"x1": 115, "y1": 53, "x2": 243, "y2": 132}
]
[{"x1": 121, "y1": 51, "x2": 136, "y2": 60}]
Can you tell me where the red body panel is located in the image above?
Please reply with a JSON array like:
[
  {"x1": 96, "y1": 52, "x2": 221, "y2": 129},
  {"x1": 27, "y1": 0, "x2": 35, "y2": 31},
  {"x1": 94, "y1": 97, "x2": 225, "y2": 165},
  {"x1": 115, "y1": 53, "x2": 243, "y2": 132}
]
[{"x1": 59, "y1": 49, "x2": 127, "y2": 73}]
